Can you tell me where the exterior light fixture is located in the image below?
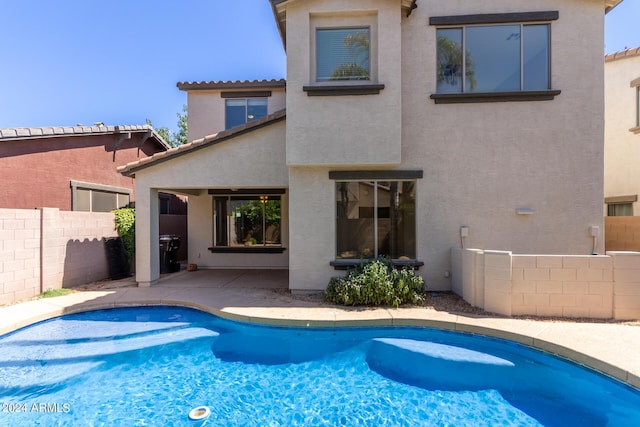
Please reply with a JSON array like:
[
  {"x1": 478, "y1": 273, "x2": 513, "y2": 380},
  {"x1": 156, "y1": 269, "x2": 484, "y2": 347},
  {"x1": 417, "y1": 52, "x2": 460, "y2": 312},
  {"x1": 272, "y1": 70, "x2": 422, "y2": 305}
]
[{"x1": 515, "y1": 208, "x2": 535, "y2": 215}]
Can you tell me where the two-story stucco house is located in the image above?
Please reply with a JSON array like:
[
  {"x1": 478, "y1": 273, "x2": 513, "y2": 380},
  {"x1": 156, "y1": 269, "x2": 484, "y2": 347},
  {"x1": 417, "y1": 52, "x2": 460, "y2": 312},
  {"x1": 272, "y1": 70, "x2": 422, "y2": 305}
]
[
  {"x1": 603, "y1": 46, "x2": 640, "y2": 251},
  {"x1": 604, "y1": 47, "x2": 640, "y2": 217},
  {"x1": 119, "y1": 0, "x2": 620, "y2": 291}
]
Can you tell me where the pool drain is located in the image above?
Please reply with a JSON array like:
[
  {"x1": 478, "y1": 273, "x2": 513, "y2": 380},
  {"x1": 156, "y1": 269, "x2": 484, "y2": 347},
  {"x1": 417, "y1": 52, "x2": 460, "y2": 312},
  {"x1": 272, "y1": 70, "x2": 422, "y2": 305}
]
[{"x1": 188, "y1": 405, "x2": 211, "y2": 421}]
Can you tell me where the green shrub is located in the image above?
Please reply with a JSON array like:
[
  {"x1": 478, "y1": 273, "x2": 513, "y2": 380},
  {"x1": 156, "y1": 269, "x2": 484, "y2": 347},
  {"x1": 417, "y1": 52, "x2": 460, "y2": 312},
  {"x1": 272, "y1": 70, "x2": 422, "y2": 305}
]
[
  {"x1": 325, "y1": 258, "x2": 425, "y2": 308},
  {"x1": 113, "y1": 208, "x2": 135, "y2": 263}
]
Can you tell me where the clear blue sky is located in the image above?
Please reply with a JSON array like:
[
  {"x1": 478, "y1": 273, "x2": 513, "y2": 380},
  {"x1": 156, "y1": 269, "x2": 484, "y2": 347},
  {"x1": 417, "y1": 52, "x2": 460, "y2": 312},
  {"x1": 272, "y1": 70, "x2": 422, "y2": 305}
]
[{"x1": 0, "y1": 0, "x2": 637, "y2": 136}]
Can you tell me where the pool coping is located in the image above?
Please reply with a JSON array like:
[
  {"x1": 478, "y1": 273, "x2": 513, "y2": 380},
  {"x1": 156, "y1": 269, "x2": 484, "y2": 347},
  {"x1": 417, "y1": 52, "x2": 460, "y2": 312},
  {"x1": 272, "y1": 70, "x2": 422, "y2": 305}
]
[{"x1": 1, "y1": 285, "x2": 639, "y2": 390}]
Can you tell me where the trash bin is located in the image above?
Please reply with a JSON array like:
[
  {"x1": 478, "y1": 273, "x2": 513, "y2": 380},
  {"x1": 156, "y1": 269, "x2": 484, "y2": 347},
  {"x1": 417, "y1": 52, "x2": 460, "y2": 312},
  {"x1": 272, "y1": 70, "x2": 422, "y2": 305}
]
[{"x1": 160, "y1": 235, "x2": 181, "y2": 274}]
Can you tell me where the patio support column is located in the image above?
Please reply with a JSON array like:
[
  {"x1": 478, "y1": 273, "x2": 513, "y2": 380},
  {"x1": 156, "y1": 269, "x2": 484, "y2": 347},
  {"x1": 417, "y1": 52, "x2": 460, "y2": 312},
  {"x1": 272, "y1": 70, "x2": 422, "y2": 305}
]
[{"x1": 136, "y1": 187, "x2": 160, "y2": 287}]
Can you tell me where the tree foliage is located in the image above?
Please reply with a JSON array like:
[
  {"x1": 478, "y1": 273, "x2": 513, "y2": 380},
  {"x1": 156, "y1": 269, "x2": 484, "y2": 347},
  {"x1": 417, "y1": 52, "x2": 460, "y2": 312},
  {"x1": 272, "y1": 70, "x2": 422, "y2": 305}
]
[
  {"x1": 330, "y1": 63, "x2": 369, "y2": 80},
  {"x1": 174, "y1": 104, "x2": 188, "y2": 146},
  {"x1": 330, "y1": 30, "x2": 370, "y2": 81},
  {"x1": 146, "y1": 104, "x2": 188, "y2": 147},
  {"x1": 436, "y1": 36, "x2": 477, "y2": 91},
  {"x1": 113, "y1": 208, "x2": 135, "y2": 263}
]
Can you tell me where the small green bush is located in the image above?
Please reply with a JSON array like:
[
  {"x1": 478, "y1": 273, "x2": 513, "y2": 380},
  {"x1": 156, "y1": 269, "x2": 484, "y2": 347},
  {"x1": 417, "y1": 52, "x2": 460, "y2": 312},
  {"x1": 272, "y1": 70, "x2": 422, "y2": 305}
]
[
  {"x1": 325, "y1": 258, "x2": 425, "y2": 308},
  {"x1": 113, "y1": 208, "x2": 135, "y2": 263}
]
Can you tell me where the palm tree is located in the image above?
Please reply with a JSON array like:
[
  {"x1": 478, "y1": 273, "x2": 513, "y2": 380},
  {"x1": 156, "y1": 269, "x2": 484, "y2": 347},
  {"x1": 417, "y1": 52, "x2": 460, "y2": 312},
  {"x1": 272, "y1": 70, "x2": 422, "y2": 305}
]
[
  {"x1": 330, "y1": 30, "x2": 370, "y2": 80},
  {"x1": 437, "y1": 36, "x2": 476, "y2": 91}
]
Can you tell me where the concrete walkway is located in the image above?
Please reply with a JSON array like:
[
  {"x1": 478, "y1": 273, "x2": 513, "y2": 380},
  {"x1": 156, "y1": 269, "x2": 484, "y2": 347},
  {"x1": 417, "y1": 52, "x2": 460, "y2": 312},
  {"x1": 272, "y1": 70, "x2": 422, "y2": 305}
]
[{"x1": 1, "y1": 269, "x2": 639, "y2": 390}]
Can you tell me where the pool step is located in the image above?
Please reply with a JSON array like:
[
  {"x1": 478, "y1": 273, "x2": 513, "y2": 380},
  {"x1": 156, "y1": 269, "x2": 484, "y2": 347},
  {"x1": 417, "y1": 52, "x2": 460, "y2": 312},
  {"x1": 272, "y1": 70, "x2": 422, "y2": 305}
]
[{"x1": 366, "y1": 338, "x2": 516, "y2": 391}]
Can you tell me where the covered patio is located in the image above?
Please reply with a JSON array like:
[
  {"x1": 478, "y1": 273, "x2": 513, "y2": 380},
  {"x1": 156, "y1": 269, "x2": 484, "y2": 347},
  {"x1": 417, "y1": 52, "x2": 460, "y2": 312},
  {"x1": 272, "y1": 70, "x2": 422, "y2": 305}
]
[
  {"x1": 117, "y1": 112, "x2": 289, "y2": 288},
  {"x1": 155, "y1": 268, "x2": 288, "y2": 290}
]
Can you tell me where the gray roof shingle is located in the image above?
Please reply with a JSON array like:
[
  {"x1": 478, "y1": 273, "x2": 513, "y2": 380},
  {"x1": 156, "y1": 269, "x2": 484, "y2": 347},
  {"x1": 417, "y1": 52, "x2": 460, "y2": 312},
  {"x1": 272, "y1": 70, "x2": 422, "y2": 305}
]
[
  {"x1": 0, "y1": 124, "x2": 171, "y2": 150},
  {"x1": 177, "y1": 78, "x2": 286, "y2": 91}
]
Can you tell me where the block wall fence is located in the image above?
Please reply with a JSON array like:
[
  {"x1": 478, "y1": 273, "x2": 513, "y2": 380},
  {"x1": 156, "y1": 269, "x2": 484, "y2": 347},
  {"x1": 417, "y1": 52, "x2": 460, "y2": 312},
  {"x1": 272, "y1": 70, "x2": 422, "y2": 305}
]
[
  {"x1": 0, "y1": 208, "x2": 118, "y2": 306},
  {"x1": 452, "y1": 248, "x2": 640, "y2": 320},
  {"x1": 605, "y1": 216, "x2": 640, "y2": 252}
]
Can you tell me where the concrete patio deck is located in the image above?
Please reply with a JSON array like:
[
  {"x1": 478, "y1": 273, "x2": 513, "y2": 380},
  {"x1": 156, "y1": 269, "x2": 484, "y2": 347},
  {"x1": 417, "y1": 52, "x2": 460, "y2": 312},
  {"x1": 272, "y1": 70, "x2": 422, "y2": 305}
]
[{"x1": 1, "y1": 268, "x2": 639, "y2": 390}]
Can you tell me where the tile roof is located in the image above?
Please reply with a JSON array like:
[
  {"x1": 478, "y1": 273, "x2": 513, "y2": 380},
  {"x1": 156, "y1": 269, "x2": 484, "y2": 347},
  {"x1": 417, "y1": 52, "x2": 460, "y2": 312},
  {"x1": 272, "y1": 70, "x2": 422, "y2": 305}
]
[
  {"x1": 177, "y1": 79, "x2": 286, "y2": 91},
  {"x1": 118, "y1": 109, "x2": 286, "y2": 177},
  {"x1": 0, "y1": 124, "x2": 171, "y2": 150},
  {"x1": 269, "y1": 0, "x2": 418, "y2": 48},
  {"x1": 605, "y1": 0, "x2": 623, "y2": 13},
  {"x1": 605, "y1": 47, "x2": 640, "y2": 62}
]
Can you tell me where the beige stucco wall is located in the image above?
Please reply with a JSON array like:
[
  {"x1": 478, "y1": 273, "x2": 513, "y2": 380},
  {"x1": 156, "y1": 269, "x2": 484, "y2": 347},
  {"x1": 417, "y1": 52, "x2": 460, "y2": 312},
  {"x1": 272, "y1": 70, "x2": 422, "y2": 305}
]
[
  {"x1": 187, "y1": 89, "x2": 286, "y2": 142},
  {"x1": 133, "y1": 121, "x2": 288, "y2": 285},
  {"x1": 399, "y1": 0, "x2": 605, "y2": 289},
  {"x1": 284, "y1": 0, "x2": 402, "y2": 166},
  {"x1": 133, "y1": 0, "x2": 608, "y2": 292},
  {"x1": 287, "y1": 0, "x2": 606, "y2": 291},
  {"x1": 604, "y1": 52, "x2": 640, "y2": 214},
  {"x1": 288, "y1": 166, "x2": 336, "y2": 290}
]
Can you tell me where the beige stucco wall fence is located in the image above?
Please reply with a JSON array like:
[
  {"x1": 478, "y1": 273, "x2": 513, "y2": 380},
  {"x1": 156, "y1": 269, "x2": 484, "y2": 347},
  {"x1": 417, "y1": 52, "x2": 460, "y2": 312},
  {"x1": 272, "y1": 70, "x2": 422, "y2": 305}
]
[
  {"x1": 452, "y1": 248, "x2": 640, "y2": 320},
  {"x1": 0, "y1": 208, "x2": 118, "y2": 306},
  {"x1": 605, "y1": 216, "x2": 640, "y2": 252}
]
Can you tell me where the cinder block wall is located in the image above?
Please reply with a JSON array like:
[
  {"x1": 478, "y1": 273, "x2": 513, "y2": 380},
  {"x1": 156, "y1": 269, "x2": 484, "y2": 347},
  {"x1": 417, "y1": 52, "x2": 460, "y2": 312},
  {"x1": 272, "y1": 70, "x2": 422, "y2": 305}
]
[
  {"x1": 510, "y1": 255, "x2": 613, "y2": 319},
  {"x1": 611, "y1": 252, "x2": 640, "y2": 320},
  {"x1": 0, "y1": 208, "x2": 118, "y2": 306},
  {"x1": 453, "y1": 248, "x2": 640, "y2": 320},
  {"x1": 58, "y1": 211, "x2": 119, "y2": 287},
  {"x1": 0, "y1": 208, "x2": 41, "y2": 305}
]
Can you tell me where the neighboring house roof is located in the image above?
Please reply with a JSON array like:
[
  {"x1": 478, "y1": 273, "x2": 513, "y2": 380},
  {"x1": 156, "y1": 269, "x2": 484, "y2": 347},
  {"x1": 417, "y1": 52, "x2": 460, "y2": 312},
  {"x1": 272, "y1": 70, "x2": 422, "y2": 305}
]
[
  {"x1": 177, "y1": 79, "x2": 286, "y2": 91},
  {"x1": 0, "y1": 124, "x2": 171, "y2": 150},
  {"x1": 118, "y1": 109, "x2": 286, "y2": 177},
  {"x1": 605, "y1": 46, "x2": 640, "y2": 62},
  {"x1": 605, "y1": 0, "x2": 623, "y2": 13}
]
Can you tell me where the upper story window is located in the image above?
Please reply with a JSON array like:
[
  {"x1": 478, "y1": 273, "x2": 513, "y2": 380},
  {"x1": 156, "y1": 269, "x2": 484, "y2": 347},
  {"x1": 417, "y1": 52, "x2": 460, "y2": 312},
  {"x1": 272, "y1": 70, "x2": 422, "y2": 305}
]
[
  {"x1": 316, "y1": 27, "x2": 370, "y2": 82},
  {"x1": 605, "y1": 195, "x2": 637, "y2": 216},
  {"x1": 430, "y1": 11, "x2": 560, "y2": 103},
  {"x1": 437, "y1": 24, "x2": 549, "y2": 93},
  {"x1": 225, "y1": 98, "x2": 267, "y2": 130},
  {"x1": 635, "y1": 85, "x2": 640, "y2": 129},
  {"x1": 303, "y1": 12, "x2": 384, "y2": 96},
  {"x1": 630, "y1": 78, "x2": 640, "y2": 133},
  {"x1": 608, "y1": 203, "x2": 633, "y2": 216}
]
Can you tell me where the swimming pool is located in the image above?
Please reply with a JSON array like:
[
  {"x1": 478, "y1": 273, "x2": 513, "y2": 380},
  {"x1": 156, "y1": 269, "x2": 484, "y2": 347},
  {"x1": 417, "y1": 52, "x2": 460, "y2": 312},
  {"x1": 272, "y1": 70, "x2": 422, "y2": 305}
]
[{"x1": 0, "y1": 306, "x2": 638, "y2": 426}]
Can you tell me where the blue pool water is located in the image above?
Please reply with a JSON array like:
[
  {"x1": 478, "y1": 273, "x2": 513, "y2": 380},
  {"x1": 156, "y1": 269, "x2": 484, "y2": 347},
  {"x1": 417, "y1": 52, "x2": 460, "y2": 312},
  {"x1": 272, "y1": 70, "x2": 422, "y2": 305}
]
[{"x1": 0, "y1": 307, "x2": 639, "y2": 426}]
